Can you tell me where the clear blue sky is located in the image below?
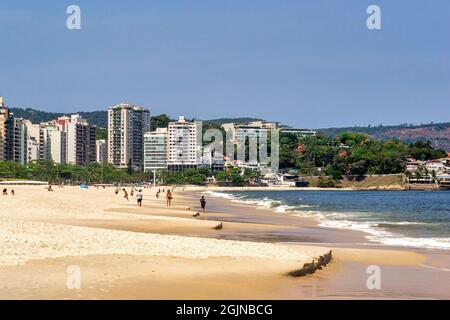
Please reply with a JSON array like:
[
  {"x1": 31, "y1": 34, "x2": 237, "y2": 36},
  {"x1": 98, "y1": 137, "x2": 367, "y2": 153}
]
[{"x1": 1, "y1": 0, "x2": 449, "y2": 128}]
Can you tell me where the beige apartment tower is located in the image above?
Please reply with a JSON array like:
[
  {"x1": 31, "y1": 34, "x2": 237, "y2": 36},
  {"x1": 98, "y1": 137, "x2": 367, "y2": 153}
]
[{"x1": 107, "y1": 103, "x2": 150, "y2": 169}]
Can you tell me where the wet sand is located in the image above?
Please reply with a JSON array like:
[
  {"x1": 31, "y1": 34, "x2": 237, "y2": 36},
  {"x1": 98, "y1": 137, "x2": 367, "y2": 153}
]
[{"x1": 174, "y1": 189, "x2": 450, "y2": 299}]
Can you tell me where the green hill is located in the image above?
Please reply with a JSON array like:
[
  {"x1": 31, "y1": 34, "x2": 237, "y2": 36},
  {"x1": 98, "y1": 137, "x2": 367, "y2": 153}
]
[
  {"x1": 9, "y1": 107, "x2": 262, "y2": 129},
  {"x1": 10, "y1": 108, "x2": 109, "y2": 128},
  {"x1": 318, "y1": 122, "x2": 450, "y2": 151},
  {"x1": 8, "y1": 107, "x2": 450, "y2": 151}
]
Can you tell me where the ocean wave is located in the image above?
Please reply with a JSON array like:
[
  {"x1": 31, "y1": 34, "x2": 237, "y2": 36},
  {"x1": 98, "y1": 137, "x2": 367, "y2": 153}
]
[
  {"x1": 203, "y1": 191, "x2": 283, "y2": 209},
  {"x1": 202, "y1": 191, "x2": 244, "y2": 200},
  {"x1": 270, "y1": 205, "x2": 293, "y2": 213},
  {"x1": 240, "y1": 197, "x2": 282, "y2": 208},
  {"x1": 204, "y1": 191, "x2": 450, "y2": 250},
  {"x1": 319, "y1": 219, "x2": 450, "y2": 249},
  {"x1": 376, "y1": 237, "x2": 450, "y2": 250},
  {"x1": 377, "y1": 221, "x2": 430, "y2": 226}
]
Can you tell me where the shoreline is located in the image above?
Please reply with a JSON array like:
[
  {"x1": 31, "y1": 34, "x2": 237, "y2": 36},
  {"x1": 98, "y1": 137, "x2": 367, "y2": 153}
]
[
  {"x1": 199, "y1": 187, "x2": 450, "y2": 251},
  {"x1": 0, "y1": 185, "x2": 449, "y2": 299},
  {"x1": 182, "y1": 188, "x2": 450, "y2": 298}
]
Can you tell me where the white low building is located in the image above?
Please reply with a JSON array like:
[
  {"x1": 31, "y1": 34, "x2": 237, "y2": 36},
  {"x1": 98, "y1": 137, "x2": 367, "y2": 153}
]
[{"x1": 425, "y1": 160, "x2": 446, "y2": 174}]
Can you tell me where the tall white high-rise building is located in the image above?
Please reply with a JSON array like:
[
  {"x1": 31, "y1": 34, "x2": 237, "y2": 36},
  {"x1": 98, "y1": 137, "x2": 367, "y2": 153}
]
[
  {"x1": 167, "y1": 116, "x2": 199, "y2": 171},
  {"x1": 107, "y1": 103, "x2": 150, "y2": 169},
  {"x1": 10, "y1": 118, "x2": 28, "y2": 165},
  {"x1": 96, "y1": 139, "x2": 107, "y2": 164},
  {"x1": 66, "y1": 114, "x2": 96, "y2": 165},
  {"x1": 144, "y1": 128, "x2": 168, "y2": 172},
  {"x1": 40, "y1": 126, "x2": 67, "y2": 164},
  {"x1": 0, "y1": 98, "x2": 29, "y2": 164},
  {"x1": 27, "y1": 137, "x2": 40, "y2": 162},
  {"x1": 23, "y1": 120, "x2": 40, "y2": 163},
  {"x1": 49, "y1": 129, "x2": 67, "y2": 164}
]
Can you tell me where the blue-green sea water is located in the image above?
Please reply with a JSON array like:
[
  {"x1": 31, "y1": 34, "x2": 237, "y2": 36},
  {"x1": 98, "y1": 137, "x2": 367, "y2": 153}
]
[{"x1": 205, "y1": 190, "x2": 450, "y2": 249}]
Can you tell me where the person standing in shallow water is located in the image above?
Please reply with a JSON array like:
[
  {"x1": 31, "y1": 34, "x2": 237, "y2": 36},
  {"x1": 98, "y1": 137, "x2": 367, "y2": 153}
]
[
  {"x1": 166, "y1": 190, "x2": 173, "y2": 206},
  {"x1": 200, "y1": 196, "x2": 206, "y2": 212}
]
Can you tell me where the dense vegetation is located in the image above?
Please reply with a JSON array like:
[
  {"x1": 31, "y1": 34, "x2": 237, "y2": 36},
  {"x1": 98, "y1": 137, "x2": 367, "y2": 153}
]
[
  {"x1": 0, "y1": 134, "x2": 446, "y2": 185},
  {"x1": 280, "y1": 132, "x2": 447, "y2": 179},
  {"x1": 10, "y1": 108, "x2": 62, "y2": 124},
  {"x1": 319, "y1": 122, "x2": 450, "y2": 152},
  {"x1": 96, "y1": 128, "x2": 107, "y2": 140},
  {"x1": 150, "y1": 114, "x2": 172, "y2": 131},
  {"x1": 0, "y1": 161, "x2": 263, "y2": 185},
  {"x1": 0, "y1": 161, "x2": 150, "y2": 184},
  {"x1": 0, "y1": 131, "x2": 447, "y2": 185}
]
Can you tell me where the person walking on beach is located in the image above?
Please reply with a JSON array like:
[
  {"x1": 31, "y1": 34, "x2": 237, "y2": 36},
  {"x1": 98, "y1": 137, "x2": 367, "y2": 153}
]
[
  {"x1": 11, "y1": 190, "x2": 14, "y2": 196},
  {"x1": 200, "y1": 196, "x2": 206, "y2": 213},
  {"x1": 156, "y1": 190, "x2": 160, "y2": 199},
  {"x1": 136, "y1": 190, "x2": 143, "y2": 207},
  {"x1": 2, "y1": 188, "x2": 7, "y2": 195},
  {"x1": 122, "y1": 188, "x2": 129, "y2": 201},
  {"x1": 166, "y1": 190, "x2": 173, "y2": 206},
  {"x1": 115, "y1": 187, "x2": 119, "y2": 195}
]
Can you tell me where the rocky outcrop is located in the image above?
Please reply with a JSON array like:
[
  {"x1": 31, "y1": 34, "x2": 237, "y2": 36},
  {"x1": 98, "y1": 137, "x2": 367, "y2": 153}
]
[
  {"x1": 213, "y1": 222, "x2": 223, "y2": 230},
  {"x1": 287, "y1": 250, "x2": 333, "y2": 277}
]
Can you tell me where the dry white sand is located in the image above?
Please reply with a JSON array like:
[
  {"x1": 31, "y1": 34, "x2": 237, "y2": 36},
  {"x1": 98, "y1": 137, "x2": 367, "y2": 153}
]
[{"x1": 0, "y1": 185, "x2": 328, "y2": 266}]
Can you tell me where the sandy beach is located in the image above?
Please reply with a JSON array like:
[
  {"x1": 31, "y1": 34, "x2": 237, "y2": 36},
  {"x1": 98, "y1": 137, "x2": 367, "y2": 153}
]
[{"x1": 0, "y1": 185, "x2": 449, "y2": 299}]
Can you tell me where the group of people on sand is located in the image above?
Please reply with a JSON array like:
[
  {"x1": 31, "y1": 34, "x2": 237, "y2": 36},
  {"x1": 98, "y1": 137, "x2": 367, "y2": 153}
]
[
  {"x1": 2, "y1": 188, "x2": 14, "y2": 196},
  {"x1": 153, "y1": 187, "x2": 207, "y2": 211},
  {"x1": 155, "y1": 188, "x2": 174, "y2": 206},
  {"x1": 112, "y1": 184, "x2": 207, "y2": 211},
  {"x1": 115, "y1": 186, "x2": 143, "y2": 207}
]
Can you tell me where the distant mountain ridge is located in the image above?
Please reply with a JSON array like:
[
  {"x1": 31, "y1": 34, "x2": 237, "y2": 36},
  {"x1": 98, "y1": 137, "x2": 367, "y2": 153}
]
[
  {"x1": 8, "y1": 107, "x2": 450, "y2": 151},
  {"x1": 10, "y1": 108, "x2": 109, "y2": 128},
  {"x1": 200, "y1": 117, "x2": 263, "y2": 125},
  {"x1": 9, "y1": 108, "x2": 262, "y2": 128}
]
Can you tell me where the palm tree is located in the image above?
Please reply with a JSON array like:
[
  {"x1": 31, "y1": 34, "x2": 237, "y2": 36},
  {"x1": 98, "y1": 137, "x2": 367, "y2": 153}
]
[{"x1": 431, "y1": 170, "x2": 437, "y2": 184}]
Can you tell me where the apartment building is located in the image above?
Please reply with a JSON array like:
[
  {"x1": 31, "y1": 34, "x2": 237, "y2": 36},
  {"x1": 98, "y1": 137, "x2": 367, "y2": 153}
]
[
  {"x1": 0, "y1": 98, "x2": 29, "y2": 164},
  {"x1": 40, "y1": 126, "x2": 67, "y2": 163},
  {"x1": 23, "y1": 120, "x2": 40, "y2": 162},
  {"x1": 198, "y1": 146, "x2": 224, "y2": 171},
  {"x1": 0, "y1": 99, "x2": 10, "y2": 161},
  {"x1": 280, "y1": 128, "x2": 317, "y2": 137},
  {"x1": 143, "y1": 128, "x2": 168, "y2": 171},
  {"x1": 66, "y1": 114, "x2": 96, "y2": 165},
  {"x1": 108, "y1": 104, "x2": 150, "y2": 169},
  {"x1": 96, "y1": 139, "x2": 108, "y2": 164},
  {"x1": 9, "y1": 118, "x2": 28, "y2": 164},
  {"x1": 167, "y1": 116, "x2": 198, "y2": 171}
]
